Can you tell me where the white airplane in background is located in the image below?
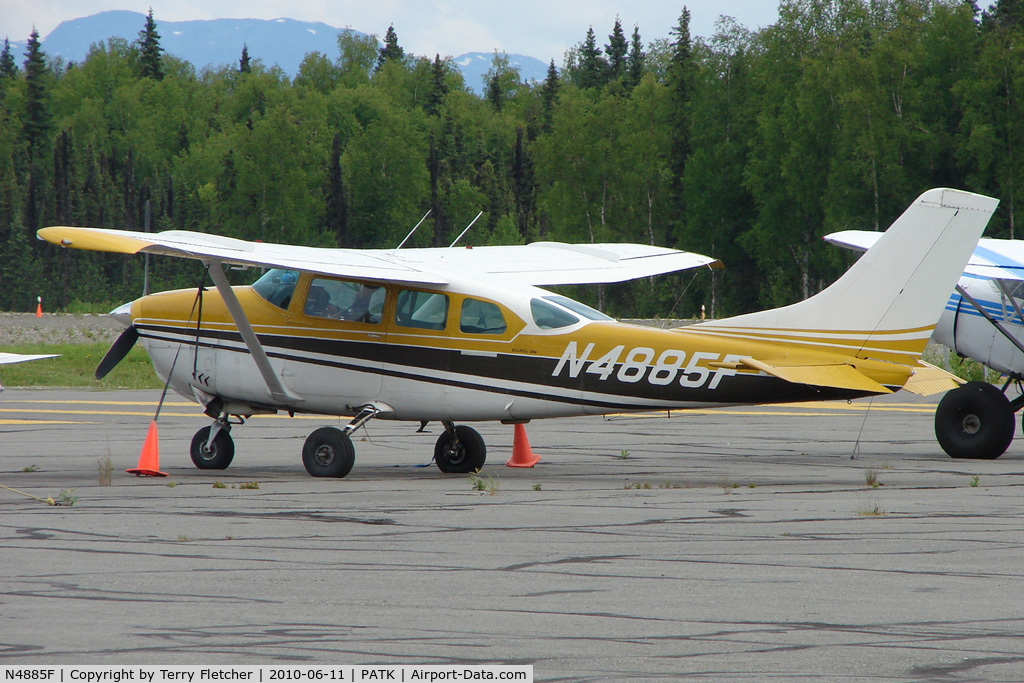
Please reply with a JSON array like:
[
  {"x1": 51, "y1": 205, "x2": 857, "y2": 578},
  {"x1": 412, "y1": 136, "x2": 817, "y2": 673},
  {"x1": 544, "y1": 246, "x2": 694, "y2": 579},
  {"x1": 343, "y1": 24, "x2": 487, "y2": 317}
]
[
  {"x1": 0, "y1": 353, "x2": 59, "y2": 392},
  {"x1": 36, "y1": 188, "x2": 994, "y2": 478},
  {"x1": 826, "y1": 227, "x2": 1024, "y2": 460}
]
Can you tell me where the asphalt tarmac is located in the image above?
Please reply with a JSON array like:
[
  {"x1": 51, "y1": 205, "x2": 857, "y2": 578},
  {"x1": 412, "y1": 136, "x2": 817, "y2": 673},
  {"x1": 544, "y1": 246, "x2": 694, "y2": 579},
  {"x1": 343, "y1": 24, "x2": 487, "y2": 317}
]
[{"x1": 2, "y1": 389, "x2": 1023, "y2": 681}]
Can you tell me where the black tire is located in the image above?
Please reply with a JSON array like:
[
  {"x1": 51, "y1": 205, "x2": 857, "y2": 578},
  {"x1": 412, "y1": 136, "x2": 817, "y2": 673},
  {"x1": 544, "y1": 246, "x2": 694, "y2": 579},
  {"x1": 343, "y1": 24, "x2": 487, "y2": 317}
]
[
  {"x1": 302, "y1": 427, "x2": 355, "y2": 478},
  {"x1": 190, "y1": 426, "x2": 235, "y2": 469},
  {"x1": 434, "y1": 425, "x2": 487, "y2": 473},
  {"x1": 935, "y1": 381, "x2": 1014, "y2": 460}
]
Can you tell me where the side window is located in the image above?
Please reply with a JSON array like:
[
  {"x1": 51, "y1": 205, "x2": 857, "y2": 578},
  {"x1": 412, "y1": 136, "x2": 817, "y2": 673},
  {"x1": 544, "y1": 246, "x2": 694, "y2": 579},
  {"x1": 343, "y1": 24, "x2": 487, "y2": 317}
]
[
  {"x1": 531, "y1": 298, "x2": 580, "y2": 330},
  {"x1": 395, "y1": 290, "x2": 449, "y2": 331},
  {"x1": 303, "y1": 278, "x2": 385, "y2": 324},
  {"x1": 460, "y1": 298, "x2": 507, "y2": 335}
]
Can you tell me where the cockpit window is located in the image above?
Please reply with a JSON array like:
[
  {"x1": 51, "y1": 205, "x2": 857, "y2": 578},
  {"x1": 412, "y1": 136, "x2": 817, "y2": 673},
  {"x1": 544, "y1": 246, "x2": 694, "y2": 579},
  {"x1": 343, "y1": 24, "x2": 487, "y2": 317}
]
[
  {"x1": 543, "y1": 295, "x2": 613, "y2": 322},
  {"x1": 303, "y1": 278, "x2": 385, "y2": 324},
  {"x1": 460, "y1": 298, "x2": 507, "y2": 335},
  {"x1": 253, "y1": 269, "x2": 299, "y2": 310},
  {"x1": 531, "y1": 298, "x2": 580, "y2": 330}
]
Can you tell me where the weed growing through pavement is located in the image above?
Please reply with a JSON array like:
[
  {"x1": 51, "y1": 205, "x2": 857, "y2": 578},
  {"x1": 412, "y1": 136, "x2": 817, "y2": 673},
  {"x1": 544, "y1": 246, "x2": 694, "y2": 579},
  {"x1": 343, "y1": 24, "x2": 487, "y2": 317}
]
[
  {"x1": 864, "y1": 469, "x2": 881, "y2": 488},
  {"x1": 469, "y1": 471, "x2": 499, "y2": 495},
  {"x1": 618, "y1": 450, "x2": 631, "y2": 459},
  {"x1": 57, "y1": 489, "x2": 77, "y2": 506},
  {"x1": 212, "y1": 481, "x2": 226, "y2": 489},
  {"x1": 857, "y1": 502, "x2": 886, "y2": 517},
  {"x1": 238, "y1": 482, "x2": 260, "y2": 490},
  {"x1": 970, "y1": 474, "x2": 980, "y2": 487},
  {"x1": 97, "y1": 457, "x2": 113, "y2": 486},
  {"x1": 22, "y1": 464, "x2": 38, "y2": 472}
]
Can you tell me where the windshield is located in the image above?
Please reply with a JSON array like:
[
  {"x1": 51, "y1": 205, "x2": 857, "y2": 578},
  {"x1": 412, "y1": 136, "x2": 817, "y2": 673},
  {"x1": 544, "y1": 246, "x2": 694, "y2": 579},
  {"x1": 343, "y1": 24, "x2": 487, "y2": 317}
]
[
  {"x1": 543, "y1": 295, "x2": 613, "y2": 322},
  {"x1": 252, "y1": 269, "x2": 299, "y2": 310},
  {"x1": 531, "y1": 298, "x2": 580, "y2": 330}
]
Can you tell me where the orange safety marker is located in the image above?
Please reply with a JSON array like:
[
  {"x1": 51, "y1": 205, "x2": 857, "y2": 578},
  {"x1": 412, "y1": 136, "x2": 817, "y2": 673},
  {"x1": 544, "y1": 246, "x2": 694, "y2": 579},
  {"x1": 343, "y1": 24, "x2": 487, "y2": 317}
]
[
  {"x1": 505, "y1": 423, "x2": 540, "y2": 468},
  {"x1": 35, "y1": 296, "x2": 42, "y2": 317},
  {"x1": 127, "y1": 419, "x2": 168, "y2": 477}
]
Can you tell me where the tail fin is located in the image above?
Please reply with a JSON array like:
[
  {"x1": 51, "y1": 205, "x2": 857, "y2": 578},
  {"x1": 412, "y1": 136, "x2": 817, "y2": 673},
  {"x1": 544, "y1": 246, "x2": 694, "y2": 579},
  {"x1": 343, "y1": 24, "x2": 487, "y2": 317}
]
[{"x1": 695, "y1": 188, "x2": 998, "y2": 365}]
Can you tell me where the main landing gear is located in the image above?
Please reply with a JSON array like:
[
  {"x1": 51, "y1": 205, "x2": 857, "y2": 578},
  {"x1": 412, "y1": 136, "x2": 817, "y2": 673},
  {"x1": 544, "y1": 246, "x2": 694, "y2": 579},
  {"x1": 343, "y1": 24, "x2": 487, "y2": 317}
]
[
  {"x1": 934, "y1": 379, "x2": 1024, "y2": 459},
  {"x1": 188, "y1": 407, "x2": 487, "y2": 478}
]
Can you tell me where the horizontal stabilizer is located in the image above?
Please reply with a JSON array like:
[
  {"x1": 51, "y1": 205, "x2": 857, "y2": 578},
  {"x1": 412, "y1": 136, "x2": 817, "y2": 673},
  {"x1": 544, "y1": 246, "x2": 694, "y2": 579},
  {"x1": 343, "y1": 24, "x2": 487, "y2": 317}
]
[
  {"x1": 738, "y1": 357, "x2": 893, "y2": 394},
  {"x1": 901, "y1": 361, "x2": 965, "y2": 397}
]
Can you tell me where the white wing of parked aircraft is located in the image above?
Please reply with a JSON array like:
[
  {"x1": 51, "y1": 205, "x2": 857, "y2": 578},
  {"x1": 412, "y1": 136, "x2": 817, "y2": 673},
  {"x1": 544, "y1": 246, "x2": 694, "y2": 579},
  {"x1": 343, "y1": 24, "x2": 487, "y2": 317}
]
[{"x1": 42, "y1": 227, "x2": 723, "y2": 287}]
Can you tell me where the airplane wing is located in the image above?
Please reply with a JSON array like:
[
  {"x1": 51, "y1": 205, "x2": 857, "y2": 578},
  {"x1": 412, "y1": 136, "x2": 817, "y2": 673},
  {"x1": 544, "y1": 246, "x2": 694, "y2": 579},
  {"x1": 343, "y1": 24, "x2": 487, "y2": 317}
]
[
  {"x1": 387, "y1": 242, "x2": 723, "y2": 285},
  {"x1": 0, "y1": 353, "x2": 59, "y2": 365},
  {"x1": 36, "y1": 226, "x2": 450, "y2": 285},
  {"x1": 825, "y1": 229, "x2": 1024, "y2": 282},
  {"x1": 37, "y1": 227, "x2": 721, "y2": 286}
]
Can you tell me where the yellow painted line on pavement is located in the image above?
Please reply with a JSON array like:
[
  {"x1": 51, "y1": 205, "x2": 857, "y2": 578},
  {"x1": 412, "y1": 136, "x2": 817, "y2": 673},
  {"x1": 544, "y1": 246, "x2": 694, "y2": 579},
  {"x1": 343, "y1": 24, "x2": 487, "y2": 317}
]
[
  {"x1": 0, "y1": 400, "x2": 195, "y2": 406},
  {"x1": 0, "y1": 419, "x2": 89, "y2": 425}
]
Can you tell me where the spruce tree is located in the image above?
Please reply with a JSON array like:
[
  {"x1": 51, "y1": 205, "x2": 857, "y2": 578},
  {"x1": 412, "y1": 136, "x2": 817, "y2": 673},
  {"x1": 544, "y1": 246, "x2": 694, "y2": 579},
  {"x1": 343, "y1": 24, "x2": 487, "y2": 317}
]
[
  {"x1": 326, "y1": 132, "x2": 347, "y2": 246},
  {"x1": 626, "y1": 25, "x2": 645, "y2": 89},
  {"x1": 22, "y1": 29, "x2": 50, "y2": 155},
  {"x1": 426, "y1": 54, "x2": 448, "y2": 116},
  {"x1": 606, "y1": 18, "x2": 628, "y2": 80},
  {"x1": 136, "y1": 8, "x2": 164, "y2": 80},
  {"x1": 540, "y1": 60, "x2": 559, "y2": 132},
  {"x1": 376, "y1": 25, "x2": 405, "y2": 70},
  {"x1": 0, "y1": 38, "x2": 17, "y2": 77},
  {"x1": 239, "y1": 44, "x2": 251, "y2": 73},
  {"x1": 665, "y1": 7, "x2": 694, "y2": 238},
  {"x1": 577, "y1": 27, "x2": 608, "y2": 89},
  {"x1": 486, "y1": 72, "x2": 503, "y2": 111}
]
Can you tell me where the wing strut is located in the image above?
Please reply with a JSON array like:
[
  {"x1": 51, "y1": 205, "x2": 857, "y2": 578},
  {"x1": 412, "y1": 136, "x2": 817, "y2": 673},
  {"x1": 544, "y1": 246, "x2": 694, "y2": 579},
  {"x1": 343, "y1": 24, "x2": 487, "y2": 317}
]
[
  {"x1": 206, "y1": 260, "x2": 302, "y2": 405},
  {"x1": 955, "y1": 283, "x2": 1024, "y2": 357}
]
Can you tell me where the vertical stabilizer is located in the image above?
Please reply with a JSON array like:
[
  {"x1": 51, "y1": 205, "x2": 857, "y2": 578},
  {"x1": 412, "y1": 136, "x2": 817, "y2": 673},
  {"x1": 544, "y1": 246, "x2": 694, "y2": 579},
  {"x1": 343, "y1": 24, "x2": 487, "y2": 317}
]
[{"x1": 693, "y1": 188, "x2": 998, "y2": 364}]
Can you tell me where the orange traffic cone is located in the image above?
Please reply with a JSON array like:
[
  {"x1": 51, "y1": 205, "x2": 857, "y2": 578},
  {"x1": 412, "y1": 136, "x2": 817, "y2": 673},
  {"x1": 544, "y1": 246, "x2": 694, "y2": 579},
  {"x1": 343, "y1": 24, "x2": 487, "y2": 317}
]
[
  {"x1": 35, "y1": 296, "x2": 42, "y2": 318},
  {"x1": 506, "y1": 423, "x2": 540, "y2": 468},
  {"x1": 127, "y1": 420, "x2": 168, "y2": 477}
]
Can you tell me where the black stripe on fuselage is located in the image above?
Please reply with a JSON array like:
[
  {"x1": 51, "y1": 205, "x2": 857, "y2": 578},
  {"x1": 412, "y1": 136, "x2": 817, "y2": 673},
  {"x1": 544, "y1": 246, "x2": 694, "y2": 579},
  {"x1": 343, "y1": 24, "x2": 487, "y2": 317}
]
[{"x1": 136, "y1": 324, "x2": 883, "y2": 411}]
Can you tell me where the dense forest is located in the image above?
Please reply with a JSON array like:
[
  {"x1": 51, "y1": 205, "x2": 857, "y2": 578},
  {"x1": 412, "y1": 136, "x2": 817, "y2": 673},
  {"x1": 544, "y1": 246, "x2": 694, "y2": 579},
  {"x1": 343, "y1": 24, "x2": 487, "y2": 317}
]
[{"x1": 1, "y1": 0, "x2": 1022, "y2": 319}]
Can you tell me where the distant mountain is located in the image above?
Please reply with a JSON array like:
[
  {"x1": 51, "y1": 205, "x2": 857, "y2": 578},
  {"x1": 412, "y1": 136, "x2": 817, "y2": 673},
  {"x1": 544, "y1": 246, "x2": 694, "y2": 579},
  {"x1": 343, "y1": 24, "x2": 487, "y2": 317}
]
[
  {"x1": 22, "y1": 11, "x2": 549, "y2": 94},
  {"x1": 455, "y1": 52, "x2": 550, "y2": 92},
  {"x1": 38, "y1": 11, "x2": 368, "y2": 77}
]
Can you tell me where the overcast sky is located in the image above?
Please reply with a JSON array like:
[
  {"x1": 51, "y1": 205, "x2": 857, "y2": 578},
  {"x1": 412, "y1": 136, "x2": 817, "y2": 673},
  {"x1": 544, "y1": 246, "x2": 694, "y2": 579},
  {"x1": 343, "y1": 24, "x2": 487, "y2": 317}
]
[{"x1": 4, "y1": 1, "x2": 780, "y2": 63}]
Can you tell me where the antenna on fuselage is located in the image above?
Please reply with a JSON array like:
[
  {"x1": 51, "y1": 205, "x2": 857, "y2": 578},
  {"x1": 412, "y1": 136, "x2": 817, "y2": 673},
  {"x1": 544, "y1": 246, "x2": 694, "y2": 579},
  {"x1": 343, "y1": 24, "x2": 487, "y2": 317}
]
[
  {"x1": 394, "y1": 210, "x2": 431, "y2": 252},
  {"x1": 449, "y1": 211, "x2": 483, "y2": 248}
]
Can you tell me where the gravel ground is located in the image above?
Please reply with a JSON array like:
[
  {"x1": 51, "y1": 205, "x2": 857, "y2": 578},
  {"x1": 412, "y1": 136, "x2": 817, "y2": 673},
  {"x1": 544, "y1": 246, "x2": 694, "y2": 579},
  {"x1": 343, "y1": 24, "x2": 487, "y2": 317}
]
[
  {"x1": 0, "y1": 312, "x2": 123, "y2": 346},
  {"x1": 0, "y1": 313, "x2": 695, "y2": 348}
]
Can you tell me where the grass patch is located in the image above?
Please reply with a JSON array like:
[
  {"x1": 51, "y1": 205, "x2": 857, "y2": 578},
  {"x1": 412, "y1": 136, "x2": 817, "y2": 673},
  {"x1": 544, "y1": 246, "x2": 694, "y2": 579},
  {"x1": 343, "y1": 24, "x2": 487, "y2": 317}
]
[{"x1": 0, "y1": 343, "x2": 161, "y2": 389}]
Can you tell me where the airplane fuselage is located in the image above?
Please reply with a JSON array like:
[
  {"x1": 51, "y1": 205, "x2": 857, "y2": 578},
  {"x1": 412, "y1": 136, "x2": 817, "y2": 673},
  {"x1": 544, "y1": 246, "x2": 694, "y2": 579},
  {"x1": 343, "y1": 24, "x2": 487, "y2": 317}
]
[
  {"x1": 935, "y1": 275, "x2": 1024, "y2": 377},
  {"x1": 131, "y1": 271, "x2": 894, "y2": 424}
]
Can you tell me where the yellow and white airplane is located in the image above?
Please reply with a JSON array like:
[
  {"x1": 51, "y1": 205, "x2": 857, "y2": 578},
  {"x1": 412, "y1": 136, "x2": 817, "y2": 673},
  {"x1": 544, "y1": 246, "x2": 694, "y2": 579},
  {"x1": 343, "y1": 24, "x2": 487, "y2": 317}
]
[{"x1": 37, "y1": 188, "x2": 996, "y2": 477}]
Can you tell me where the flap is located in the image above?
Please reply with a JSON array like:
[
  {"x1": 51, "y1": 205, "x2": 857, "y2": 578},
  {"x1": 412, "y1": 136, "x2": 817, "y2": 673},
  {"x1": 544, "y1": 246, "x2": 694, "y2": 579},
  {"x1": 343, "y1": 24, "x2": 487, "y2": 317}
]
[{"x1": 740, "y1": 357, "x2": 893, "y2": 394}]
